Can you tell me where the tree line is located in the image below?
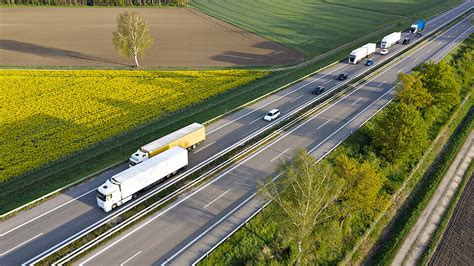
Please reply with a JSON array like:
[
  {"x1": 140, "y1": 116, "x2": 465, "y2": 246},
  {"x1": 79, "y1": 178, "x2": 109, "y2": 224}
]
[
  {"x1": 256, "y1": 44, "x2": 472, "y2": 264},
  {"x1": 0, "y1": 0, "x2": 187, "y2": 6},
  {"x1": 201, "y1": 37, "x2": 473, "y2": 265}
]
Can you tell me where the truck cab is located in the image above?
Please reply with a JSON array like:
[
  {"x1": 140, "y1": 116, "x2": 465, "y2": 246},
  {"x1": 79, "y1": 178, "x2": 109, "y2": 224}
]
[
  {"x1": 97, "y1": 179, "x2": 122, "y2": 212},
  {"x1": 129, "y1": 149, "x2": 149, "y2": 166}
]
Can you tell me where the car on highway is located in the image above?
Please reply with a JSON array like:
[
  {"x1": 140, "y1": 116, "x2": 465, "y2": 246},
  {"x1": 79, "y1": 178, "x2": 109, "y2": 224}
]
[
  {"x1": 380, "y1": 49, "x2": 389, "y2": 55},
  {"x1": 312, "y1": 85, "x2": 325, "y2": 95},
  {"x1": 336, "y1": 72, "x2": 348, "y2": 81},
  {"x1": 416, "y1": 32, "x2": 423, "y2": 37},
  {"x1": 365, "y1": 59, "x2": 374, "y2": 66},
  {"x1": 402, "y1": 37, "x2": 411, "y2": 45},
  {"x1": 264, "y1": 109, "x2": 280, "y2": 121}
]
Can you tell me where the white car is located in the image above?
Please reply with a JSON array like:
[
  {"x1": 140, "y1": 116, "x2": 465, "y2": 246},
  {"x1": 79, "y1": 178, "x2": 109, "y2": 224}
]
[
  {"x1": 264, "y1": 109, "x2": 280, "y2": 121},
  {"x1": 380, "y1": 49, "x2": 389, "y2": 55}
]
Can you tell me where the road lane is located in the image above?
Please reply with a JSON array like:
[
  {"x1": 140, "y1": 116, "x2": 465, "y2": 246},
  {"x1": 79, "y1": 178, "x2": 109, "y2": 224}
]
[
  {"x1": 77, "y1": 15, "x2": 473, "y2": 265},
  {"x1": 1, "y1": 1, "x2": 471, "y2": 264}
]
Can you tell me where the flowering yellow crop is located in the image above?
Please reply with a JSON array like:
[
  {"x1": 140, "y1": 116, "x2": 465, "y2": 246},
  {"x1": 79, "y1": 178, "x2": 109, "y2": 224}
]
[{"x1": 0, "y1": 69, "x2": 268, "y2": 182}]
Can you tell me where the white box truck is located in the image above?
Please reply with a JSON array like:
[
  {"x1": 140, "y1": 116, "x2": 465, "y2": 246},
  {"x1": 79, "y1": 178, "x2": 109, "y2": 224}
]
[
  {"x1": 381, "y1": 32, "x2": 401, "y2": 48},
  {"x1": 130, "y1": 123, "x2": 205, "y2": 166},
  {"x1": 348, "y1": 43, "x2": 376, "y2": 64},
  {"x1": 97, "y1": 146, "x2": 188, "y2": 212}
]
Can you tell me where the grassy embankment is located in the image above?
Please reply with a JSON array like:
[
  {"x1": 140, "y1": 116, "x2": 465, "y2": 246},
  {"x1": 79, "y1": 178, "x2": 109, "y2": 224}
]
[
  {"x1": 198, "y1": 33, "x2": 473, "y2": 265},
  {"x1": 191, "y1": 0, "x2": 462, "y2": 57}
]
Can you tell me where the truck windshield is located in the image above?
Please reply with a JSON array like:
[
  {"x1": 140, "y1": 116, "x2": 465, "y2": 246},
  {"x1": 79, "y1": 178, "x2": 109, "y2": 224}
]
[{"x1": 97, "y1": 192, "x2": 107, "y2": 202}]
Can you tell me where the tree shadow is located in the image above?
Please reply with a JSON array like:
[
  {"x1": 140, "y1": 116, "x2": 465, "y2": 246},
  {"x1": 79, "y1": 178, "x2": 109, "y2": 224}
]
[{"x1": 0, "y1": 39, "x2": 129, "y2": 66}]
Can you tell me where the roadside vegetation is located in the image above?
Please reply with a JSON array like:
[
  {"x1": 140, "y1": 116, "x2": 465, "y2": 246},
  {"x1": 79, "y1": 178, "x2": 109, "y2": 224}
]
[
  {"x1": 191, "y1": 0, "x2": 462, "y2": 57},
  {"x1": 365, "y1": 34, "x2": 474, "y2": 265},
  {"x1": 199, "y1": 34, "x2": 473, "y2": 265}
]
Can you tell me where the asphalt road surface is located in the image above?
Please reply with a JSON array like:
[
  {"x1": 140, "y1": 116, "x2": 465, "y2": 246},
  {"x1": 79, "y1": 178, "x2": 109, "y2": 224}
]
[
  {"x1": 0, "y1": 1, "x2": 471, "y2": 264},
  {"x1": 76, "y1": 11, "x2": 474, "y2": 266}
]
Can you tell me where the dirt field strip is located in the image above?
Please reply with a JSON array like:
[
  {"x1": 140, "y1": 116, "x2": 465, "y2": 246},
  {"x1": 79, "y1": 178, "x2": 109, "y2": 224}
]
[
  {"x1": 392, "y1": 130, "x2": 474, "y2": 265},
  {"x1": 0, "y1": 8, "x2": 304, "y2": 67}
]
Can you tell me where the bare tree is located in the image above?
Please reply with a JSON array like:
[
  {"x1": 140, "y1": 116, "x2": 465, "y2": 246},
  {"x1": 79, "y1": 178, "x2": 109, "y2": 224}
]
[
  {"x1": 112, "y1": 11, "x2": 154, "y2": 67},
  {"x1": 259, "y1": 149, "x2": 343, "y2": 265}
]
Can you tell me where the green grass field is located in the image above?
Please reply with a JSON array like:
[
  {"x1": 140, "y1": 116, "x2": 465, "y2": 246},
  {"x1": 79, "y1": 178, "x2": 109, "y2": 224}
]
[
  {"x1": 0, "y1": 70, "x2": 267, "y2": 183},
  {"x1": 191, "y1": 0, "x2": 462, "y2": 57}
]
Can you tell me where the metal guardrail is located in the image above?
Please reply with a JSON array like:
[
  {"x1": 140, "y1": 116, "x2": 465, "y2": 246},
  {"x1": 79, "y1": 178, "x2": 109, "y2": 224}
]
[{"x1": 41, "y1": 11, "x2": 474, "y2": 264}]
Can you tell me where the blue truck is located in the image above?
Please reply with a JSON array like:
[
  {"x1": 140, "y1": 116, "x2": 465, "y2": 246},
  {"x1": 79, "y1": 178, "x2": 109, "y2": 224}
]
[{"x1": 410, "y1": 20, "x2": 425, "y2": 33}]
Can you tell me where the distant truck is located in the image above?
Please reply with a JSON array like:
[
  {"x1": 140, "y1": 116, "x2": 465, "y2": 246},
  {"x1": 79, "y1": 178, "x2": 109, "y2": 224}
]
[
  {"x1": 129, "y1": 123, "x2": 205, "y2": 166},
  {"x1": 381, "y1": 32, "x2": 401, "y2": 49},
  {"x1": 98, "y1": 146, "x2": 188, "y2": 212},
  {"x1": 410, "y1": 20, "x2": 425, "y2": 33},
  {"x1": 348, "y1": 43, "x2": 376, "y2": 64}
]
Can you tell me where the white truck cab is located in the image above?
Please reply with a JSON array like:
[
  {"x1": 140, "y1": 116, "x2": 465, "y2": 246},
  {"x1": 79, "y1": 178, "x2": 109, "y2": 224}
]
[
  {"x1": 97, "y1": 178, "x2": 131, "y2": 212},
  {"x1": 129, "y1": 149, "x2": 149, "y2": 166}
]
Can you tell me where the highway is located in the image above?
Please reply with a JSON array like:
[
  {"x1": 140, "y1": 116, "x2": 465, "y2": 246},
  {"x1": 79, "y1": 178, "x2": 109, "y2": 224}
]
[
  {"x1": 0, "y1": 1, "x2": 471, "y2": 264},
  {"x1": 76, "y1": 10, "x2": 474, "y2": 266}
]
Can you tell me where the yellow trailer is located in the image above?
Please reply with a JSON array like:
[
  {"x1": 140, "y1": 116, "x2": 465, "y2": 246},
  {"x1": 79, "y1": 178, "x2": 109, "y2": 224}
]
[{"x1": 129, "y1": 123, "x2": 205, "y2": 166}]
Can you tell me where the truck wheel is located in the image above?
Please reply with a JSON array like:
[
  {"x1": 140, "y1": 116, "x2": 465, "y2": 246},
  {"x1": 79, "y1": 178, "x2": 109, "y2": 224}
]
[
  {"x1": 112, "y1": 204, "x2": 117, "y2": 210},
  {"x1": 132, "y1": 193, "x2": 138, "y2": 199},
  {"x1": 172, "y1": 170, "x2": 178, "y2": 175},
  {"x1": 192, "y1": 144, "x2": 197, "y2": 149}
]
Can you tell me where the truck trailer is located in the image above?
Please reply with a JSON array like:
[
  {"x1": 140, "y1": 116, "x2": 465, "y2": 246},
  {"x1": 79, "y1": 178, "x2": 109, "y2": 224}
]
[
  {"x1": 381, "y1": 32, "x2": 401, "y2": 49},
  {"x1": 410, "y1": 20, "x2": 425, "y2": 33},
  {"x1": 129, "y1": 123, "x2": 205, "y2": 166},
  {"x1": 98, "y1": 146, "x2": 188, "y2": 212},
  {"x1": 348, "y1": 43, "x2": 376, "y2": 64}
]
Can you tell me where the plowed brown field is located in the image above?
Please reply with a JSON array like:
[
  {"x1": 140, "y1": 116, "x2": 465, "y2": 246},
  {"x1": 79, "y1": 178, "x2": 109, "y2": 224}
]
[{"x1": 0, "y1": 8, "x2": 305, "y2": 67}]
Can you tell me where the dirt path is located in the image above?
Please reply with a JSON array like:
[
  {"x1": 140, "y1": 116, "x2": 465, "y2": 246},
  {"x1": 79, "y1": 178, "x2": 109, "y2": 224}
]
[{"x1": 392, "y1": 130, "x2": 474, "y2": 265}]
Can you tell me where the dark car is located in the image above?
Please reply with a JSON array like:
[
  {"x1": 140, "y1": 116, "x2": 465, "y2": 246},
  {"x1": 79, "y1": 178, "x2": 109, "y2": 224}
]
[
  {"x1": 415, "y1": 32, "x2": 422, "y2": 37},
  {"x1": 312, "y1": 85, "x2": 325, "y2": 95},
  {"x1": 402, "y1": 38, "x2": 410, "y2": 45},
  {"x1": 336, "y1": 73, "x2": 348, "y2": 81},
  {"x1": 365, "y1": 59, "x2": 374, "y2": 66}
]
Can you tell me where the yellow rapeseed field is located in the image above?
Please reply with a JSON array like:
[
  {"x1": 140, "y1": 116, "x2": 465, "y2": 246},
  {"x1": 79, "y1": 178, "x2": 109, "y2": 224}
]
[{"x1": 0, "y1": 69, "x2": 268, "y2": 182}]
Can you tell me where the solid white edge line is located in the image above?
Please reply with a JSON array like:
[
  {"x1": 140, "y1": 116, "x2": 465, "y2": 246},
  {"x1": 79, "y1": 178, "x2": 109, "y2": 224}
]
[
  {"x1": 0, "y1": 233, "x2": 44, "y2": 256},
  {"x1": 20, "y1": 6, "x2": 473, "y2": 265},
  {"x1": 0, "y1": 189, "x2": 95, "y2": 236},
  {"x1": 65, "y1": 18, "x2": 473, "y2": 263},
  {"x1": 270, "y1": 148, "x2": 290, "y2": 162},
  {"x1": 118, "y1": 250, "x2": 142, "y2": 266},
  {"x1": 206, "y1": 64, "x2": 347, "y2": 135},
  {"x1": 203, "y1": 189, "x2": 232, "y2": 209},
  {"x1": 178, "y1": 14, "x2": 474, "y2": 264},
  {"x1": 168, "y1": 81, "x2": 398, "y2": 265}
]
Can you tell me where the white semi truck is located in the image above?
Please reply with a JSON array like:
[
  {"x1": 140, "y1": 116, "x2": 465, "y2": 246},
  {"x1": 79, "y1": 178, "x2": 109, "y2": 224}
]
[
  {"x1": 348, "y1": 43, "x2": 376, "y2": 64},
  {"x1": 129, "y1": 123, "x2": 205, "y2": 166},
  {"x1": 381, "y1": 32, "x2": 401, "y2": 49},
  {"x1": 97, "y1": 146, "x2": 188, "y2": 212}
]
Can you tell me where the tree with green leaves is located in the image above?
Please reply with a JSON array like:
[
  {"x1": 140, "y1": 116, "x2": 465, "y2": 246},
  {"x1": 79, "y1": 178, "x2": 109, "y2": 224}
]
[
  {"x1": 335, "y1": 155, "x2": 386, "y2": 222},
  {"x1": 112, "y1": 11, "x2": 154, "y2": 67},
  {"x1": 396, "y1": 73, "x2": 433, "y2": 111},
  {"x1": 372, "y1": 103, "x2": 429, "y2": 164},
  {"x1": 258, "y1": 149, "x2": 343, "y2": 265},
  {"x1": 416, "y1": 61, "x2": 461, "y2": 95}
]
